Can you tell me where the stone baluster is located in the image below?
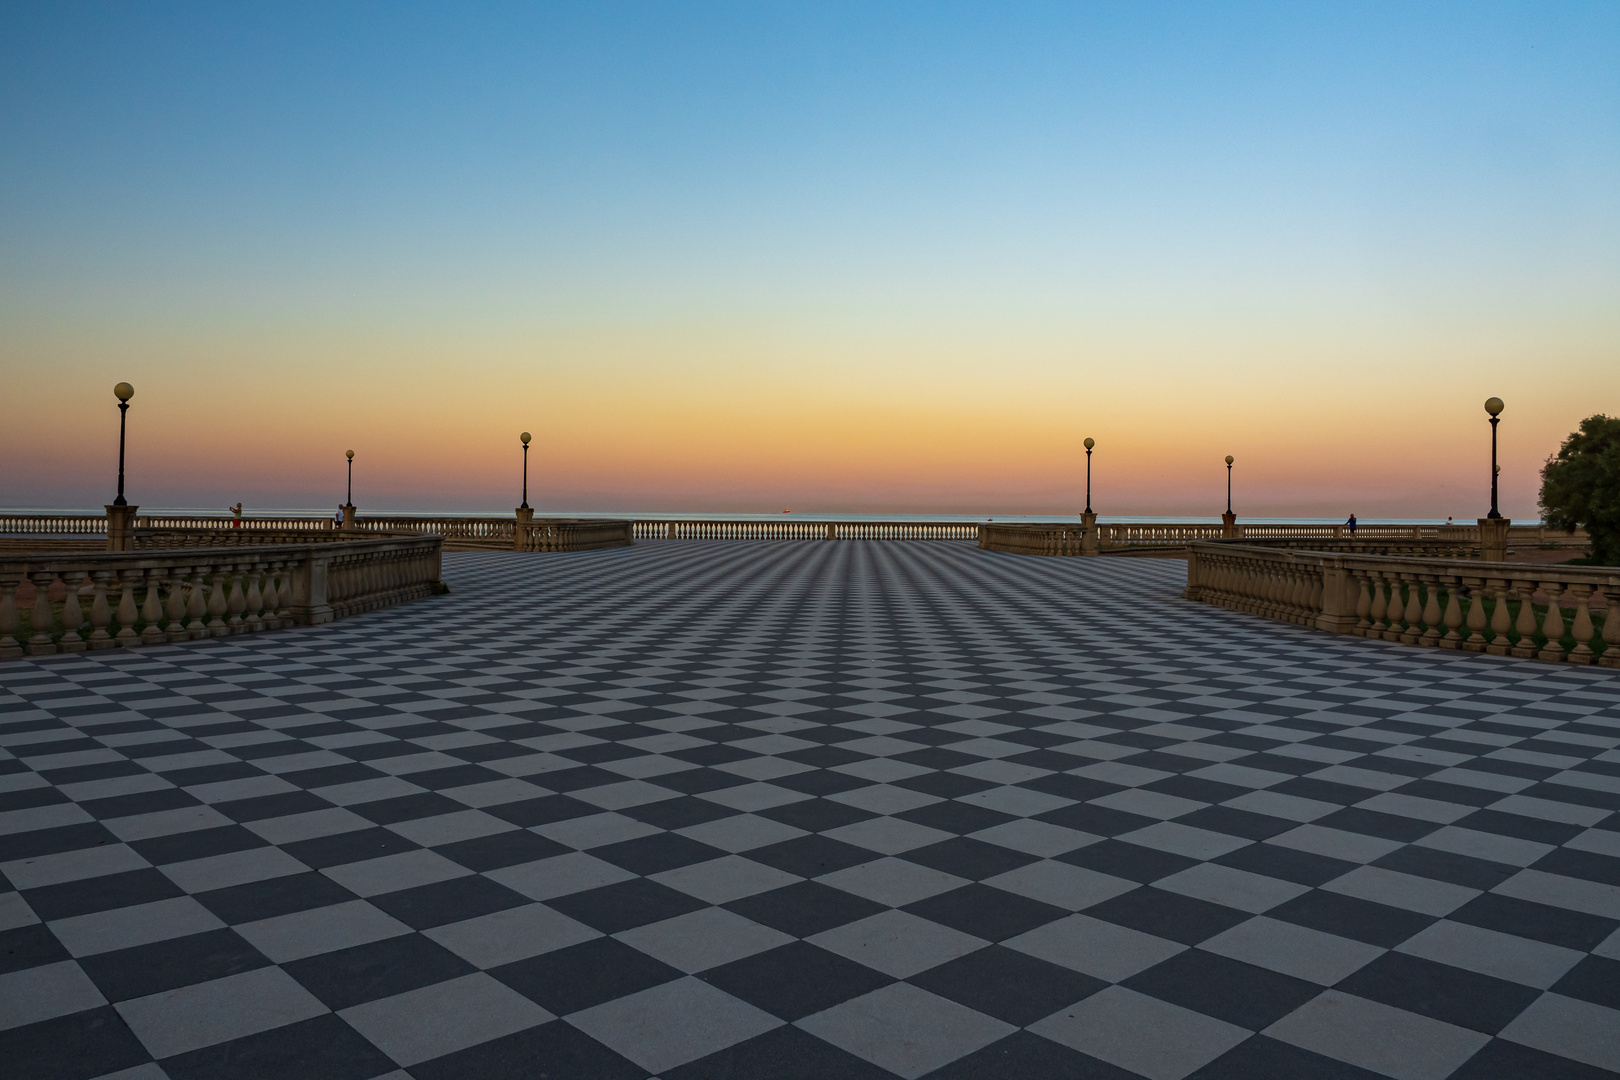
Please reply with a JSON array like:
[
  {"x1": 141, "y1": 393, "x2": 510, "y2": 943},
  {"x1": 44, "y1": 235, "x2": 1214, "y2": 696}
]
[
  {"x1": 1462, "y1": 578, "x2": 1489, "y2": 651},
  {"x1": 1367, "y1": 572, "x2": 1389, "y2": 638},
  {"x1": 186, "y1": 568, "x2": 209, "y2": 638},
  {"x1": 1419, "y1": 576, "x2": 1444, "y2": 646},
  {"x1": 276, "y1": 560, "x2": 296, "y2": 627},
  {"x1": 226, "y1": 567, "x2": 247, "y2": 633},
  {"x1": 1486, "y1": 579, "x2": 1514, "y2": 656},
  {"x1": 0, "y1": 574, "x2": 21, "y2": 659},
  {"x1": 1598, "y1": 588, "x2": 1620, "y2": 668},
  {"x1": 165, "y1": 570, "x2": 190, "y2": 643},
  {"x1": 1565, "y1": 585, "x2": 1595, "y2": 665},
  {"x1": 1537, "y1": 582, "x2": 1566, "y2": 663},
  {"x1": 141, "y1": 569, "x2": 166, "y2": 645},
  {"x1": 59, "y1": 572, "x2": 88, "y2": 652},
  {"x1": 26, "y1": 571, "x2": 58, "y2": 655},
  {"x1": 1439, "y1": 575, "x2": 1464, "y2": 648},
  {"x1": 1398, "y1": 576, "x2": 1424, "y2": 645},
  {"x1": 208, "y1": 569, "x2": 230, "y2": 637},
  {"x1": 114, "y1": 571, "x2": 141, "y2": 646},
  {"x1": 1381, "y1": 577, "x2": 1404, "y2": 641},
  {"x1": 88, "y1": 571, "x2": 114, "y2": 648},
  {"x1": 1509, "y1": 580, "x2": 1540, "y2": 659},
  {"x1": 244, "y1": 565, "x2": 265, "y2": 632},
  {"x1": 260, "y1": 564, "x2": 281, "y2": 630},
  {"x1": 1355, "y1": 574, "x2": 1372, "y2": 633}
]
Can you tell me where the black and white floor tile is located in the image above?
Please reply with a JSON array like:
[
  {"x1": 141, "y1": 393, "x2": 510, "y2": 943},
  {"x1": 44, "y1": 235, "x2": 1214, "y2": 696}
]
[{"x1": 1, "y1": 541, "x2": 1617, "y2": 1079}]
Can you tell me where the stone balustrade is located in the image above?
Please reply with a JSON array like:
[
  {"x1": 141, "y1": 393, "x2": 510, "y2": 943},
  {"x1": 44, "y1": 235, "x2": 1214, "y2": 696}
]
[
  {"x1": 633, "y1": 520, "x2": 980, "y2": 540},
  {"x1": 1184, "y1": 542, "x2": 1618, "y2": 667},
  {"x1": 0, "y1": 536, "x2": 443, "y2": 660}
]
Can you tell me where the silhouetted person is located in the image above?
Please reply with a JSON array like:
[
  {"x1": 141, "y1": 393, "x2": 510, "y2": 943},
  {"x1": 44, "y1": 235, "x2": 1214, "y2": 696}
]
[{"x1": 1346, "y1": 513, "x2": 1357, "y2": 535}]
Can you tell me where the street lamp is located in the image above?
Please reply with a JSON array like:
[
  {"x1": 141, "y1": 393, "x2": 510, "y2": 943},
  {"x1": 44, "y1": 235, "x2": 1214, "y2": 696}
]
[
  {"x1": 1484, "y1": 397, "x2": 1504, "y2": 519},
  {"x1": 345, "y1": 450, "x2": 355, "y2": 507},
  {"x1": 1225, "y1": 455, "x2": 1234, "y2": 514},
  {"x1": 519, "y1": 432, "x2": 532, "y2": 509},
  {"x1": 112, "y1": 382, "x2": 134, "y2": 506},
  {"x1": 1083, "y1": 437, "x2": 1095, "y2": 514}
]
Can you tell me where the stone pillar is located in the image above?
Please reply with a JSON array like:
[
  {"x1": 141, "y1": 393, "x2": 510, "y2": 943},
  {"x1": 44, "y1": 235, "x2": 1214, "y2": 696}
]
[
  {"x1": 515, "y1": 507, "x2": 534, "y2": 552},
  {"x1": 1220, "y1": 511, "x2": 1237, "y2": 539},
  {"x1": 1477, "y1": 517, "x2": 1510, "y2": 563},
  {"x1": 1080, "y1": 512, "x2": 1099, "y2": 556},
  {"x1": 106, "y1": 504, "x2": 138, "y2": 552},
  {"x1": 341, "y1": 504, "x2": 356, "y2": 532}
]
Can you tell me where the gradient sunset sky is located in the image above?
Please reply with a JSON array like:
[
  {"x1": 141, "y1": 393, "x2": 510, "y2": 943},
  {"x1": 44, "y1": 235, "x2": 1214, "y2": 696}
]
[{"x1": 2, "y1": 2, "x2": 1616, "y2": 516}]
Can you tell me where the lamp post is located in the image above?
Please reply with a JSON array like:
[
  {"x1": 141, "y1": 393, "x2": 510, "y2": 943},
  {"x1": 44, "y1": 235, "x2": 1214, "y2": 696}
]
[
  {"x1": 1080, "y1": 437, "x2": 1099, "y2": 555},
  {"x1": 1479, "y1": 398, "x2": 1510, "y2": 561},
  {"x1": 345, "y1": 450, "x2": 355, "y2": 506},
  {"x1": 1484, "y1": 397, "x2": 1504, "y2": 519},
  {"x1": 1083, "y1": 437, "x2": 1095, "y2": 514},
  {"x1": 1221, "y1": 455, "x2": 1236, "y2": 539},
  {"x1": 105, "y1": 382, "x2": 138, "y2": 551},
  {"x1": 112, "y1": 382, "x2": 134, "y2": 506},
  {"x1": 520, "y1": 432, "x2": 531, "y2": 510}
]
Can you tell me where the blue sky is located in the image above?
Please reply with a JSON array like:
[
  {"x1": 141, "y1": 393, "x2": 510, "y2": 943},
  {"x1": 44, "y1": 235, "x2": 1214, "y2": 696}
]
[{"x1": 3, "y1": 2, "x2": 1616, "y2": 513}]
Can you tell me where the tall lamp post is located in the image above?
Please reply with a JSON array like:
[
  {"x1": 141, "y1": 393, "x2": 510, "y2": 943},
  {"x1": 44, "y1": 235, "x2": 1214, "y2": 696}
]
[
  {"x1": 1479, "y1": 398, "x2": 1509, "y2": 561},
  {"x1": 1221, "y1": 455, "x2": 1236, "y2": 539},
  {"x1": 106, "y1": 382, "x2": 138, "y2": 551},
  {"x1": 514, "y1": 432, "x2": 535, "y2": 552},
  {"x1": 1080, "y1": 437, "x2": 1099, "y2": 555},
  {"x1": 341, "y1": 450, "x2": 356, "y2": 531}
]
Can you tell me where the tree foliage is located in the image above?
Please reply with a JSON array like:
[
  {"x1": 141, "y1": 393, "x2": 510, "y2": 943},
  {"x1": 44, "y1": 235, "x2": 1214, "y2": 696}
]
[{"x1": 1539, "y1": 414, "x2": 1620, "y2": 566}]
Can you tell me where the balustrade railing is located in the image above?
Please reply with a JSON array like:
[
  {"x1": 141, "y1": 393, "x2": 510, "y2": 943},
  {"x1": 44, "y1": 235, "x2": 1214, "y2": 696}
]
[
  {"x1": 1184, "y1": 543, "x2": 1618, "y2": 668},
  {"x1": 0, "y1": 536, "x2": 443, "y2": 660},
  {"x1": 632, "y1": 520, "x2": 979, "y2": 540}
]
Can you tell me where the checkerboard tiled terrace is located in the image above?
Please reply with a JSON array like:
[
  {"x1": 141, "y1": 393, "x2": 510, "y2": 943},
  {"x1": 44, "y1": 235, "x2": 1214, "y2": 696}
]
[{"x1": 3, "y1": 541, "x2": 1618, "y2": 1080}]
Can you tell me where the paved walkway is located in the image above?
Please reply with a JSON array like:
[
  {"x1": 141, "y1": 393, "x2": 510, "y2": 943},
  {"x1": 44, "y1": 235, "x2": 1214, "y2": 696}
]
[{"x1": 2, "y1": 542, "x2": 1618, "y2": 1080}]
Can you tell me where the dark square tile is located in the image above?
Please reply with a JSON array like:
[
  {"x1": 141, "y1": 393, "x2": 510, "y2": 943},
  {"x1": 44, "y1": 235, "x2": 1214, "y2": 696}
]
[
  {"x1": 492, "y1": 936, "x2": 681, "y2": 1015},
  {"x1": 483, "y1": 793, "x2": 601, "y2": 828},
  {"x1": 1370, "y1": 845, "x2": 1517, "y2": 890},
  {"x1": 37, "y1": 759, "x2": 145, "y2": 786},
  {"x1": 194, "y1": 871, "x2": 357, "y2": 925},
  {"x1": 0, "y1": 822, "x2": 118, "y2": 863},
  {"x1": 700, "y1": 940, "x2": 893, "y2": 1020},
  {"x1": 773, "y1": 768, "x2": 872, "y2": 797},
  {"x1": 1018, "y1": 773, "x2": 1124, "y2": 803},
  {"x1": 405, "y1": 763, "x2": 509, "y2": 790},
  {"x1": 1533, "y1": 847, "x2": 1620, "y2": 887},
  {"x1": 557, "y1": 742, "x2": 646, "y2": 765},
  {"x1": 1448, "y1": 1037, "x2": 1618, "y2": 1080},
  {"x1": 904, "y1": 883, "x2": 1066, "y2": 941},
  {"x1": 1086, "y1": 887, "x2": 1249, "y2": 945},
  {"x1": 283, "y1": 932, "x2": 473, "y2": 1010},
  {"x1": 0, "y1": 1004, "x2": 152, "y2": 1080},
  {"x1": 1457, "y1": 809, "x2": 1583, "y2": 846},
  {"x1": 1176, "y1": 805, "x2": 1297, "y2": 841},
  {"x1": 1269, "y1": 889, "x2": 1435, "y2": 948},
  {"x1": 212, "y1": 789, "x2": 333, "y2": 823},
  {"x1": 349, "y1": 791, "x2": 464, "y2": 825},
  {"x1": 893, "y1": 771, "x2": 997, "y2": 800},
  {"x1": 621, "y1": 794, "x2": 738, "y2": 830},
  {"x1": 370, "y1": 874, "x2": 530, "y2": 930},
  {"x1": 79, "y1": 927, "x2": 270, "y2": 1002},
  {"x1": 673, "y1": 743, "x2": 757, "y2": 766},
  {"x1": 894, "y1": 747, "x2": 983, "y2": 771},
  {"x1": 651, "y1": 767, "x2": 754, "y2": 795},
  {"x1": 412, "y1": 1018, "x2": 646, "y2": 1080},
  {"x1": 725, "y1": 880, "x2": 886, "y2": 938},
  {"x1": 436, "y1": 829, "x2": 569, "y2": 872},
  {"x1": 0, "y1": 922, "x2": 70, "y2": 975},
  {"x1": 925, "y1": 1029, "x2": 1139, "y2": 1079},
  {"x1": 279, "y1": 763, "x2": 385, "y2": 789},
  {"x1": 162, "y1": 1011, "x2": 397, "y2": 1080},
  {"x1": 1145, "y1": 775, "x2": 1248, "y2": 804},
  {"x1": 1270, "y1": 777, "x2": 1371, "y2": 806},
  {"x1": 759, "y1": 798, "x2": 875, "y2": 833},
  {"x1": 547, "y1": 878, "x2": 708, "y2": 934},
  {"x1": 1549, "y1": 955, "x2": 1620, "y2": 1011},
  {"x1": 746, "y1": 834, "x2": 874, "y2": 878},
  {"x1": 592, "y1": 832, "x2": 727, "y2": 876},
  {"x1": 1059, "y1": 838, "x2": 1197, "y2": 884},
  {"x1": 129, "y1": 824, "x2": 267, "y2": 866},
  {"x1": 904, "y1": 837, "x2": 1039, "y2": 881},
  {"x1": 533, "y1": 765, "x2": 630, "y2": 793},
  {"x1": 1035, "y1": 802, "x2": 1157, "y2": 838},
  {"x1": 23, "y1": 867, "x2": 182, "y2": 921},
  {"x1": 1315, "y1": 807, "x2": 1439, "y2": 843},
  {"x1": 1125, "y1": 949, "x2": 1318, "y2": 1029},
  {"x1": 911, "y1": 944, "x2": 1104, "y2": 1027},
  {"x1": 1337, "y1": 951, "x2": 1539, "y2": 1034},
  {"x1": 1191, "y1": 1034, "x2": 1386, "y2": 1080},
  {"x1": 1216, "y1": 842, "x2": 1357, "y2": 887},
  {"x1": 280, "y1": 826, "x2": 421, "y2": 869},
  {"x1": 1450, "y1": 893, "x2": 1619, "y2": 952},
  {"x1": 899, "y1": 800, "x2": 1017, "y2": 835},
  {"x1": 664, "y1": 1021, "x2": 894, "y2": 1080},
  {"x1": 77, "y1": 786, "x2": 200, "y2": 820}
]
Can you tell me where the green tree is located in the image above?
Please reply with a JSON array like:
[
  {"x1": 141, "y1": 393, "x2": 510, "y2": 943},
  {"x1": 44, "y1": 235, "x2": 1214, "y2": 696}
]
[{"x1": 1539, "y1": 414, "x2": 1620, "y2": 566}]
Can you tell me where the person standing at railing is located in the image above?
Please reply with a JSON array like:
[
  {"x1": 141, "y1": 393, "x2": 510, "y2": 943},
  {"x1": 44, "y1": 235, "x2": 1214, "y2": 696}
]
[
  {"x1": 227, "y1": 503, "x2": 243, "y2": 528},
  {"x1": 1346, "y1": 513, "x2": 1357, "y2": 535}
]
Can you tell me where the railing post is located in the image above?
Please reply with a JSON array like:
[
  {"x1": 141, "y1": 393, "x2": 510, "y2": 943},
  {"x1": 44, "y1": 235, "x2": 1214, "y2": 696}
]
[
  {"x1": 106, "y1": 503, "x2": 139, "y2": 552},
  {"x1": 1315, "y1": 559, "x2": 1356, "y2": 634},
  {"x1": 1478, "y1": 517, "x2": 1510, "y2": 563},
  {"x1": 0, "y1": 573, "x2": 20, "y2": 660},
  {"x1": 288, "y1": 546, "x2": 334, "y2": 625},
  {"x1": 515, "y1": 506, "x2": 533, "y2": 552}
]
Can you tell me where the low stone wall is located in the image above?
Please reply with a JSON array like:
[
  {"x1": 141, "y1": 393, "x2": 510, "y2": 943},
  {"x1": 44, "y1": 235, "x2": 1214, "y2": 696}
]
[
  {"x1": 1184, "y1": 542, "x2": 1618, "y2": 667},
  {"x1": 0, "y1": 536, "x2": 443, "y2": 660}
]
